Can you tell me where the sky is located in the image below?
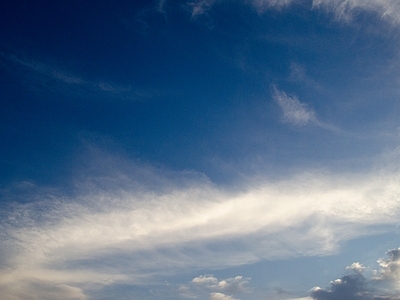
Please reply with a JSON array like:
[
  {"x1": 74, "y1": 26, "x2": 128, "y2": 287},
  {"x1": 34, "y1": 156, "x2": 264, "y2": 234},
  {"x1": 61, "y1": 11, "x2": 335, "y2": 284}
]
[{"x1": 1, "y1": 0, "x2": 400, "y2": 299}]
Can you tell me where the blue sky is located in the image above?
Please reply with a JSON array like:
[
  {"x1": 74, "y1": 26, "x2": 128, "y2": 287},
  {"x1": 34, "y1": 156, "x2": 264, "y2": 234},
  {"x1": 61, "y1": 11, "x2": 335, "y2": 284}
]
[{"x1": 2, "y1": 0, "x2": 400, "y2": 299}]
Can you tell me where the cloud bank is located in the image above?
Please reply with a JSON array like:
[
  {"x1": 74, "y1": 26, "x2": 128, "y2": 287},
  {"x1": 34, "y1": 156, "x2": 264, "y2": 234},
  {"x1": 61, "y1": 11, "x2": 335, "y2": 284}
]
[
  {"x1": 310, "y1": 248, "x2": 400, "y2": 300},
  {"x1": 1, "y1": 148, "x2": 400, "y2": 298}
]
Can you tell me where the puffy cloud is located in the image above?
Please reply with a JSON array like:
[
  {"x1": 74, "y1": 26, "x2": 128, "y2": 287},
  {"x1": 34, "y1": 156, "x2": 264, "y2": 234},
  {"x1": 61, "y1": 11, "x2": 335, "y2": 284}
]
[
  {"x1": 192, "y1": 275, "x2": 250, "y2": 294},
  {"x1": 210, "y1": 292, "x2": 240, "y2": 300},
  {"x1": 311, "y1": 248, "x2": 400, "y2": 300},
  {"x1": 180, "y1": 274, "x2": 249, "y2": 299}
]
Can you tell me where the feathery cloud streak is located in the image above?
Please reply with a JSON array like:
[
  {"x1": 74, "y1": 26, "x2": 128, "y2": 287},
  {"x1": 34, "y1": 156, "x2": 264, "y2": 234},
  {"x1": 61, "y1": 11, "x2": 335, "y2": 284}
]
[
  {"x1": 1, "y1": 149, "x2": 400, "y2": 298},
  {"x1": 0, "y1": 52, "x2": 153, "y2": 101},
  {"x1": 187, "y1": 0, "x2": 400, "y2": 25},
  {"x1": 272, "y1": 86, "x2": 318, "y2": 126}
]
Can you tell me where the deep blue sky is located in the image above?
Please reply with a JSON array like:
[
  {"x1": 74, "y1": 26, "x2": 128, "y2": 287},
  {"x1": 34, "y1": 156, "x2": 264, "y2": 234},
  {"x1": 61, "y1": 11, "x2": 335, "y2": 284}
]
[{"x1": 2, "y1": 1, "x2": 400, "y2": 300}]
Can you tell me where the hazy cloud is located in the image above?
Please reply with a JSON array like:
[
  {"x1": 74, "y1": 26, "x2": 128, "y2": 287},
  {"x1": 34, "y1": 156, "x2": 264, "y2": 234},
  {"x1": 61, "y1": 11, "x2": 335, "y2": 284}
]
[
  {"x1": 272, "y1": 86, "x2": 318, "y2": 126},
  {"x1": 312, "y1": 0, "x2": 400, "y2": 25},
  {"x1": 0, "y1": 281, "x2": 88, "y2": 300},
  {"x1": 187, "y1": 0, "x2": 217, "y2": 18},
  {"x1": 0, "y1": 52, "x2": 153, "y2": 101},
  {"x1": 185, "y1": 0, "x2": 400, "y2": 25}
]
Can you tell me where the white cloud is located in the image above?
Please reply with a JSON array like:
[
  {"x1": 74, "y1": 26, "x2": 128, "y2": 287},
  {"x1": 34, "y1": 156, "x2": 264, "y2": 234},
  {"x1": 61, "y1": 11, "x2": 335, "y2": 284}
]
[
  {"x1": 272, "y1": 86, "x2": 318, "y2": 126},
  {"x1": 312, "y1": 0, "x2": 400, "y2": 25},
  {"x1": 249, "y1": 0, "x2": 296, "y2": 13},
  {"x1": 188, "y1": 0, "x2": 217, "y2": 18},
  {"x1": 192, "y1": 275, "x2": 219, "y2": 285},
  {"x1": 210, "y1": 292, "x2": 239, "y2": 300},
  {"x1": 2, "y1": 149, "x2": 400, "y2": 297},
  {"x1": 345, "y1": 262, "x2": 365, "y2": 273},
  {"x1": 272, "y1": 86, "x2": 339, "y2": 131},
  {"x1": 192, "y1": 275, "x2": 250, "y2": 294},
  {"x1": 182, "y1": 274, "x2": 250, "y2": 299},
  {"x1": 186, "y1": 0, "x2": 400, "y2": 25},
  {"x1": 187, "y1": 0, "x2": 294, "y2": 18}
]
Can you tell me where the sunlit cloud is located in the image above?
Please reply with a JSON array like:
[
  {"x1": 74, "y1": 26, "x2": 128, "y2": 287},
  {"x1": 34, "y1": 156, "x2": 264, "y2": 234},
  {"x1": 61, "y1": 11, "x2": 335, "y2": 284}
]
[
  {"x1": 1, "y1": 147, "x2": 400, "y2": 298},
  {"x1": 210, "y1": 292, "x2": 240, "y2": 300},
  {"x1": 180, "y1": 274, "x2": 250, "y2": 299},
  {"x1": 311, "y1": 248, "x2": 400, "y2": 299}
]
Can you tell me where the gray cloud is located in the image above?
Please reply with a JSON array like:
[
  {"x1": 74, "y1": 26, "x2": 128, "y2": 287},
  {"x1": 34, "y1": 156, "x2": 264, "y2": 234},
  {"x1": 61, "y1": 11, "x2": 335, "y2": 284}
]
[{"x1": 311, "y1": 248, "x2": 400, "y2": 300}]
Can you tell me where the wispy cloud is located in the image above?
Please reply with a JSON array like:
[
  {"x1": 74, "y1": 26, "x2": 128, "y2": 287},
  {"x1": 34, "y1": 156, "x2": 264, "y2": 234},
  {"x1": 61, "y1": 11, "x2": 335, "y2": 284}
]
[
  {"x1": 272, "y1": 86, "x2": 340, "y2": 132},
  {"x1": 185, "y1": 0, "x2": 400, "y2": 25},
  {"x1": 1, "y1": 147, "x2": 400, "y2": 298},
  {"x1": 0, "y1": 52, "x2": 154, "y2": 101},
  {"x1": 186, "y1": 0, "x2": 295, "y2": 17},
  {"x1": 312, "y1": 0, "x2": 400, "y2": 25},
  {"x1": 188, "y1": 0, "x2": 217, "y2": 18},
  {"x1": 272, "y1": 86, "x2": 318, "y2": 126},
  {"x1": 249, "y1": 0, "x2": 297, "y2": 14}
]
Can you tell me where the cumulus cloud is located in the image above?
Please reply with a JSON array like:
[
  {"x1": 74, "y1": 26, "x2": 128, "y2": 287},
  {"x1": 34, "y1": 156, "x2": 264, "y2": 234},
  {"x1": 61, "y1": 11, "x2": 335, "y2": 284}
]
[
  {"x1": 192, "y1": 274, "x2": 250, "y2": 294},
  {"x1": 311, "y1": 248, "x2": 400, "y2": 300},
  {"x1": 2, "y1": 149, "x2": 400, "y2": 298},
  {"x1": 180, "y1": 274, "x2": 249, "y2": 299},
  {"x1": 210, "y1": 292, "x2": 240, "y2": 300}
]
